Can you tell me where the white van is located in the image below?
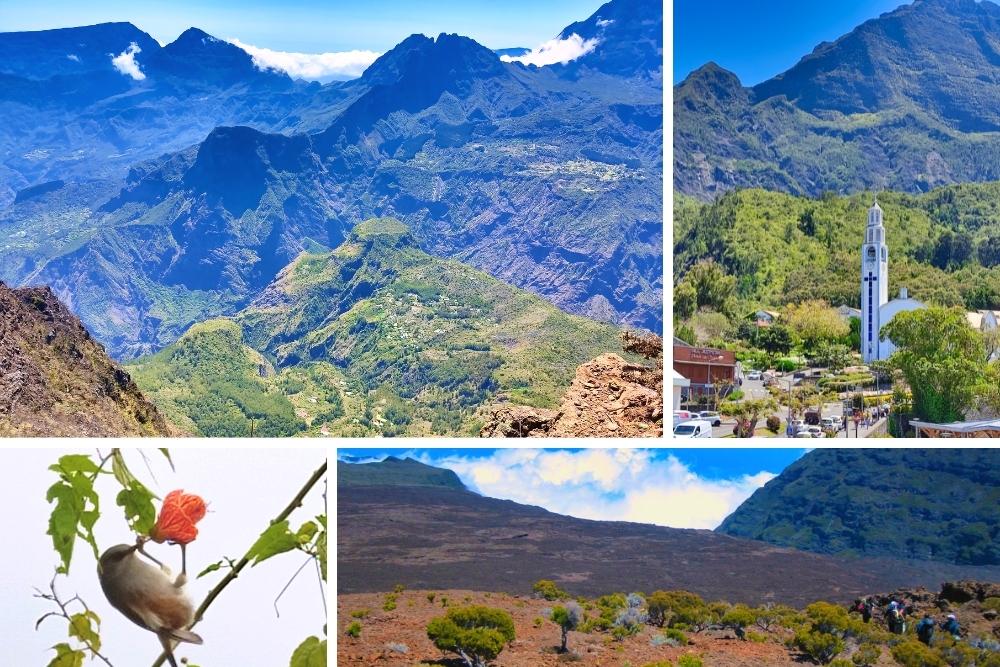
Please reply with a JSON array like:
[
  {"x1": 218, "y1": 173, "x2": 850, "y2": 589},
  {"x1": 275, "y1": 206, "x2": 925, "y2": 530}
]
[{"x1": 674, "y1": 419, "x2": 713, "y2": 438}]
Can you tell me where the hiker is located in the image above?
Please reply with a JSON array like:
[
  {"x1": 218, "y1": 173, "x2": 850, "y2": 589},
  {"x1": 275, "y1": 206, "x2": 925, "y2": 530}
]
[
  {"x1": 941, "y1": 614, "x2": 961, "y2": 640},
  {"x1": 916, "y1": 614, "x2": 935, "y2": 645},
  {"x1": 861, "y1": 598, "x2": 873, "y2": 623},
  {"x1": 886, "y1": 601, "x2": 905, "y2": 634}
]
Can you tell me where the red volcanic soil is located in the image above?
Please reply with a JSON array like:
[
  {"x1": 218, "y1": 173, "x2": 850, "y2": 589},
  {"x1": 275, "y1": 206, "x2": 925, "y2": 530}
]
[{"x1": 337, "y1": 590, "x2": 801, "y2": 667}]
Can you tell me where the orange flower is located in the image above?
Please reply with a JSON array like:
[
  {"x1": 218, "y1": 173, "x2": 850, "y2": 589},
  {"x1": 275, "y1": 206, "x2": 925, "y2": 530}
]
[{"x1": 150, "y1": 490, "x2": 206, "y2": 545}]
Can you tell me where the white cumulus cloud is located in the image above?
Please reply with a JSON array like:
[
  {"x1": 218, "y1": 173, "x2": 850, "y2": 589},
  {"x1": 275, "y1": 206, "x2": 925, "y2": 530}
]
[
  {"x1": 500, "y1": 33, "x2": 599, "y2": 67},
  {"x1": 110, "y1": 42, "x2": 145, "y2": 80},
  {"x1": 413, "y1": 449, "x2": 777, "y2": 530},
  {"x1": 66, "y1": 54, "x2": 80, "y2": 62},
  {"x1": 228, "y1": 38, "x2": 381, "y2": 81}
]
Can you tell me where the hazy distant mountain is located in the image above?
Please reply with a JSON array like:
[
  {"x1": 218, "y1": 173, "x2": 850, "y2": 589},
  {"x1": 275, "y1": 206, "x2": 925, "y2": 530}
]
[
  {"x1": 718, "y1": 449, "x2": 1000, "y2": 566},
  {"x1": 0, "y1": 23, "x2": 315, "y2": 207},
  {"x1": 2, "y1": 0, "x2": 663, "y2": 359},
  {"x1": 675, "y1": 0, "x2": 1000, "y2": 198}
]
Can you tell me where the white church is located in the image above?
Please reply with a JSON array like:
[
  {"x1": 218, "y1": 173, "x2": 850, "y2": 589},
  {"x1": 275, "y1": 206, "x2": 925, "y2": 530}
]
[{"x1": 859, "y1": 198, "x2": 925, "y2": 362}]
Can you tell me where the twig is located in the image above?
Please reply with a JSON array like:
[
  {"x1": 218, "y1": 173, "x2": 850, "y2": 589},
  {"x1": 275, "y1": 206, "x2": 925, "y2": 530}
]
[
  {"x1": 35, "y1": 574, "x2": 116, "y2": 667},
  {"x1": 273, "y1": 556, "x2": 313, "y2": 618},
  {"x1": 150, "y1": 461, "x2": 327, "y2": 667},
  {"x1": 314, "y1": 556, "x2": 327, "y2": 617}
]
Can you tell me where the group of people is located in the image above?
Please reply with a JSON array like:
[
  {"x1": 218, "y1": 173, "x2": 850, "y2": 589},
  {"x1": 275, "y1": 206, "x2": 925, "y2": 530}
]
[
  {"x1": 852, "y1": 597, "x2": 962, "y2": 644},
  {"x1": 853, "y1": 405, "x2": 890, "y2": 429},
  {"x1": 916, "y1": 613, "x2": 962, "y2": 645}
]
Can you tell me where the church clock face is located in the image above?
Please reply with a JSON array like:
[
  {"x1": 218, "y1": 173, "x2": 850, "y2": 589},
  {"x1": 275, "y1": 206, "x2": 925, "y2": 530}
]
[{"x1": 866, "y1": 246, "x2": 876, "y2": 260}]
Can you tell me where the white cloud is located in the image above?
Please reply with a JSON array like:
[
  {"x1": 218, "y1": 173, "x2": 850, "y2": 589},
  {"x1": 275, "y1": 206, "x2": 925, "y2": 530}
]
[
  {"x1": 66, "y1": 54, "x2": 80, "y2": 62},
  {"x1": 110, "y1": 42, "x2": 145, "y2": 80},
  {"x1": 500, "y1": 33, "x2": 599, "y2": 67},
  {"x1": 597, "y1": 19, "x2": 615, "y2": 28},
  {"x1": 228, "y1": 38, "x2": 381, "y2": 81},
  {"x1": 413, "y1": 449, "x2": 777, "y2": 530}
]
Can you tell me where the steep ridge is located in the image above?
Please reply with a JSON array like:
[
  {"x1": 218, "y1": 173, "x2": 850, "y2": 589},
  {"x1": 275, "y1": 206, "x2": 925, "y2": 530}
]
[
  {"x1": 718, "y1": 449, "x2": 1000, "y2": 566},
  {"x1": 127, "y1": 218, "x2": 628, "y2": 436},
  {"x1": 3, "y1": 0, "x2": 662, "y2": 358},
  {"x1": 675, "y1": 0, "x2": 1000, "y2": 198},
  {"x1": 337, "y1": 458, "x2": 1000, "y2": 605},
  {"x1": 0, "y1": 282, "x2": 172, "y2": 436}
]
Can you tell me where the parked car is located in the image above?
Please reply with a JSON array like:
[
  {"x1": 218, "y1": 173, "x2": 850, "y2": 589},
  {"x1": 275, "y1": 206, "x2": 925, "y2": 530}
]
[
  {"x1": 789, "y1": 419, "x2": 805, "y2": 434},
  {"x1": 698, "y1": 411, "x2": 722, "y2": 426},
  {"x1": 746, "y1": 370, "x2": 762, "y2": 381},
  {"x1": 673, "y1": 410, "x2": 694, "y2": 428},
  {"x1": 820, "y1": 417, "x2": 835, "y2": 430},
  {"x1": 794, "y1": 431, "x2": 815, "y2": 439},
  {"x1": 806, "y1": 425, "x2": 823, "y2": 438},
  {"x1": 674, "y1": 420, "x2": 713, "y2": 438}
]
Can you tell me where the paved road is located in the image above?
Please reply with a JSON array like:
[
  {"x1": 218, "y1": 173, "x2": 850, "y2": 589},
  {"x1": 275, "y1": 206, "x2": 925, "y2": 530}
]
[{"x1": 708, "y1": 376, "x2": 888, "y2": 439}]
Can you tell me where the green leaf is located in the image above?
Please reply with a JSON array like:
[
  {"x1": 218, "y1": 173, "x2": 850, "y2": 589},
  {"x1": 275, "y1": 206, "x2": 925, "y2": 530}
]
[
  {"x1": 49, "y1": 455, "x2": 100, "y2": 476},
  {"x1": 289, "y1": 636, "x2": 326, "y2": 667},
  {"x1": 247, "y1": 520, "x2": 299, "y2": 566},
  {"x1": 116, "y1": 486, "x2": 157, "y2": 536},
  {"x1": 296, "y1": 520, "x2": 318, "y2": 544},
  {"x1": 159, "y1": 448, "x2": 175, "y2": 471},
  {"x1": 197, "y1": 560, "x2": 225, "y2": 579},
  {"x1": 46, "y1": 470, "x2": 99, "y2": 573},
  {"x1": 47, "y1": 643, "x2": 85, "y2": 667},
  {"x1": 68, "y1": 611, "x2": 101, "y2": 653},
  {"x1": 316, "y1": 527, "x2": 327, "y2": 582}
]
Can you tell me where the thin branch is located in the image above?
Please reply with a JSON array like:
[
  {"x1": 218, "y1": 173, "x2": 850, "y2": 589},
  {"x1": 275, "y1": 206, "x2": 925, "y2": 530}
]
[
  {"x1": 35, "y1": 575, "x2": 116, "y2": 667},
  {"x1": 150, "y1": 461, "x2": 328, "y2": 667},
  {"x1": 314, "y1": 556, "x2": 327, "y2": 617},
  {"x1": 273, "y1": 556, "x2": 313, "y2": 618}
]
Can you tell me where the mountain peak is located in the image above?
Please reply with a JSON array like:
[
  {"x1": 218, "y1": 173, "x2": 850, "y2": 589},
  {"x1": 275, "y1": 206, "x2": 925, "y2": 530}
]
[
  {"x1": 360, "y1": 31, "x2": 505, "y2": 87},
  {"x1": 0, "y1": 21, "x2": 161, "y2": 79},
  {"x1": 338, "y1": 457, "x2": 467, "y2": 490},
  {"x1": 751, "y1": 0, "x2": 1000, "y2": 130},
  {"x1": 154, "y1": 26, "x2": 287, "y2": 86}
]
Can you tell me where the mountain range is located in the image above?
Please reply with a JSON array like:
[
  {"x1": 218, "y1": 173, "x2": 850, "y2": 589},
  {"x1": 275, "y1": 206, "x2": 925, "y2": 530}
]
[
  {"x1": 125, "y1": 218, "x2": 627, "y2": 436},
  {"x1": 1, "y1": 0, "x2": 663, "y2": 372},
  {"x1": 337, "y1": 452, "x2": 1000, "y2": 605},
  {"x1": 675, "y1": 0, "x2": 1000, "y2": 199}
]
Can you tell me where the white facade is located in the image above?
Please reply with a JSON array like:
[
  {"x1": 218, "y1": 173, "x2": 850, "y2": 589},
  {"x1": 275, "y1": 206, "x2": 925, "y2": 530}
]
[
  {"x1": 876, "y1": 288, "x2": 924, "y2": 359},
  {"x1": 672, "y1": 370, "x2": 690, "y2": 410},
  {"x1": 860, "y1": 199, "x2": 889, "y2": 362}
]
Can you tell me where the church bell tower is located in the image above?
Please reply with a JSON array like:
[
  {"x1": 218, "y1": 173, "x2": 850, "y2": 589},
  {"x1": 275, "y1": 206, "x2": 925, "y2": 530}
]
[{"x1": 860, "y1": 197, "x2": 889, "y2": 363}]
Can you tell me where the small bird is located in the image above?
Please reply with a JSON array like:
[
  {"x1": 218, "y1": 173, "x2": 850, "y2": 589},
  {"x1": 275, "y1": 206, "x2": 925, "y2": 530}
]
[{"x1": 98, "y1": 542, "x2": 203, "y2": 667}]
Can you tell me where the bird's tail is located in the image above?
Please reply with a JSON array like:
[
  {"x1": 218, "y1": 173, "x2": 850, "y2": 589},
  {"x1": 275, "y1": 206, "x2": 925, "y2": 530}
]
[{"x1": 170, "y1": 628, "x2": 204, "y2": 645}]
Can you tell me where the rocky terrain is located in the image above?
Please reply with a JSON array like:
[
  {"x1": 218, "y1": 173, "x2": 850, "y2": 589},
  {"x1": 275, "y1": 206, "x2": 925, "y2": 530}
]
[
  {"x1": 480, "y1": 333, "x2": 663, "y2": 437},
  {"x1": 0, "y1": 282, "x2": 172, "y2": 436},
  {"x1": 337, "y1": 459, "x2": 1000, "y2": 606},
  {"x1": 337, "y1": 581, "x2": 1000, "y2": 666}
]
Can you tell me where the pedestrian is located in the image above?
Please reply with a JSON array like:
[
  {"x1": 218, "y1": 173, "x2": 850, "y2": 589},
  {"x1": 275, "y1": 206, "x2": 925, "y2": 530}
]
[
  {"x1": 916, "y1": 614, "x2": 935, "y2": 645},
  {"x1": 941, "y1": 614, "x2": 961, "y2": 640}
]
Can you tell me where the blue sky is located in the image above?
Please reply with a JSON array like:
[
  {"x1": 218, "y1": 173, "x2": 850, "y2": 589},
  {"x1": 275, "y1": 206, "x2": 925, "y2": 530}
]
[
  {"x1": 0, "y1": 0, "x2": 603, "y2": 53},
  {"x1": 339, "y1": 448, "x2": 807, "y2": 529},
  {"x1": 675, "y1": 0, "x2": 904, "y2": 85}
]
